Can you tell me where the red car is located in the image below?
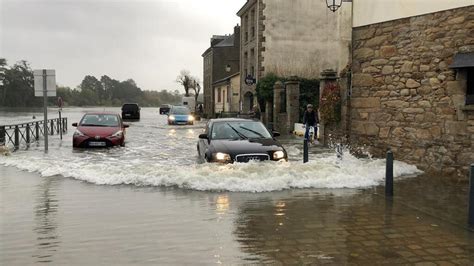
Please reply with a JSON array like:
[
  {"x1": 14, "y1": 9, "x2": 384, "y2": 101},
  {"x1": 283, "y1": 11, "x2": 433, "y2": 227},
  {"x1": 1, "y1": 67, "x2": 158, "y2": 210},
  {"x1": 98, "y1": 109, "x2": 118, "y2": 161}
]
[{"x1": 72, "y1": 113, "x2": 129, "y2": 148}]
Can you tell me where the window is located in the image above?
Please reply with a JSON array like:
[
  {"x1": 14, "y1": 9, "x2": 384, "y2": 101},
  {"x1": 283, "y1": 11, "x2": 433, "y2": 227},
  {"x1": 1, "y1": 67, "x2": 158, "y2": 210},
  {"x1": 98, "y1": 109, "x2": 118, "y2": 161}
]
[
  {"x1": 251, "y1": 27, "x2": 255, "y2": 38},
  {"x1": 218, "y1": 88, "x2": 221, "y2": 103},
  {"x1": 245, "y1": 31, "x2": 248, "y2": 42},
  {"x1": 251, "y1": 66, "x2": 255, "y2": 76},
  {"x1": 467, "y1": 68, "x2": 474, "y2": 105},
  {"x1": 250, "y1": 48, "x2": 254, "y2": 59},
  {"x1": 244, "y1": 68, "x2": 248, "y2": 77}
]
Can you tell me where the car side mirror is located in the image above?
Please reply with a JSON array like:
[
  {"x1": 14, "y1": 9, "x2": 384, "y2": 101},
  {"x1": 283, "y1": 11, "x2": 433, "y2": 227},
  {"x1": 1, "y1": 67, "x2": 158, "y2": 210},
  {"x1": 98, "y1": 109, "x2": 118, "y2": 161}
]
[
  {"x1": 272, "y1": 131, "x2": 280, "y2": 137},
  {"x1": 123, "y1": 124, "x2": 130, "y2": 128},
  {"x1": 72, "y1": 123, "x2": 78, "y2": 127},
  {"x1": 199, "y1": 133, "x2": 208, "y2": 139}
]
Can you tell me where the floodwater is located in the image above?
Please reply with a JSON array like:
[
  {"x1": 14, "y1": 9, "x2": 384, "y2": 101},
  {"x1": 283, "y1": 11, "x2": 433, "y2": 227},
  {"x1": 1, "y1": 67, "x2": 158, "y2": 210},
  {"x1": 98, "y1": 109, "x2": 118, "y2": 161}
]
[{"x1": 1, "y1": 108, "x2": 473, "y2": 265}]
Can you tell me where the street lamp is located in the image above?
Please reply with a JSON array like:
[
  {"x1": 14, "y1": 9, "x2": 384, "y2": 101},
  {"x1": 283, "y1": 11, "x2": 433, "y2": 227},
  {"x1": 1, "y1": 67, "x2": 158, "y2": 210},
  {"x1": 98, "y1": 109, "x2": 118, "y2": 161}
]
[{"x1": 326, "y1": 0, "x2": 342, "y2": 12}]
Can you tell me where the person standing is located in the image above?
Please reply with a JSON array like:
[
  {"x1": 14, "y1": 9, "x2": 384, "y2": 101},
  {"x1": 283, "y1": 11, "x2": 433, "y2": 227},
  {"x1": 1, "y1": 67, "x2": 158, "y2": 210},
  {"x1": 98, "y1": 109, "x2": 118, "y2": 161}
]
[{"x1": 303, "y1": 104, "x2": 319, "y2": 143}]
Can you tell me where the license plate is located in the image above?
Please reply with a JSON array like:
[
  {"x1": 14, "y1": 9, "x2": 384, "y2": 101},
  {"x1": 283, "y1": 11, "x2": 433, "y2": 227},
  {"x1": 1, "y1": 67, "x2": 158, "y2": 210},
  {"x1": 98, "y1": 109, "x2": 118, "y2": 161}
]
[
  {"x1": 89, "y1": 141, "x2": 106, "y2": 147},
  {"x1": 125, "y1": 114, "x2": 131, "y2": 117}
]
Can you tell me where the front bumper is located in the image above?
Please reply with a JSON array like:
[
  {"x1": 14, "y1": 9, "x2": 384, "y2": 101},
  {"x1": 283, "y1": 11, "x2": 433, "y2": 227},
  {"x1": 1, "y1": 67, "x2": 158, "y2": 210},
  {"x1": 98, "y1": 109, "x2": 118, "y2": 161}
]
[{"x1": 73, "y1": 136, "x2": 124, "y2": 148}]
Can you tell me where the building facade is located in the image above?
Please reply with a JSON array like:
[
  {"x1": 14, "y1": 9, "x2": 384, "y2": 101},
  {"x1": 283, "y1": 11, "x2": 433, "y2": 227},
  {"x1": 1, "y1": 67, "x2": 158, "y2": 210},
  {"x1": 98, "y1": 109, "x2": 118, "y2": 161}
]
[
  {"x1": 349, "y1": 5, "x2": 474, "y2": 176},
  {"x1": 213, "y1": 72, "x2": 241, "y2": 114},
  {"x1": 202, "y1": 26, "x2": 240, "y2": 118},
  {"x1": 237, "y1": 0, "x2": 352, "y2": 113}
]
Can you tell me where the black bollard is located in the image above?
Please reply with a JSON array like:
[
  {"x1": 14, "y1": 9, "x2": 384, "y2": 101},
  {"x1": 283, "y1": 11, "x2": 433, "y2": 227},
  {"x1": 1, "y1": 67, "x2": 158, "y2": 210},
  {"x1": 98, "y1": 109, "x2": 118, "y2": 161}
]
[
  {"x1": 469, "y1": 164, "x2": 474, "y2": 227},
  {"x1": 14, "y1": 126, "x2": 19, "y2": 150},
  {"x1": 303, "y1": 139, "x2": 309, "y2": 163},
  {"x1": 385, "y1": 150, "x2": 394, "y2": 197}
]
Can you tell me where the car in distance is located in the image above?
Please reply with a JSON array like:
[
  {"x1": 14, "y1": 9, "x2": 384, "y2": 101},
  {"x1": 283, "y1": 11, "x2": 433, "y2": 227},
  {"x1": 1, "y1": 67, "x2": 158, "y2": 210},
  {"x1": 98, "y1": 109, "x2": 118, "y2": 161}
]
[
  {"x1": 197, "y1": 118, "x2": 287, "y2": 163},
  {"x1": 159, "y1": 104, "x2": 172, "y2": 115},
  {"x1": 168, "y1": 106, "x2": 194, "y2": 125},
  {"x1": 121, "y1": 103, "x2": 140, "y2": 120},
  {"x1": 72, "y1": 113, "x2": 129, "y2": 148}
]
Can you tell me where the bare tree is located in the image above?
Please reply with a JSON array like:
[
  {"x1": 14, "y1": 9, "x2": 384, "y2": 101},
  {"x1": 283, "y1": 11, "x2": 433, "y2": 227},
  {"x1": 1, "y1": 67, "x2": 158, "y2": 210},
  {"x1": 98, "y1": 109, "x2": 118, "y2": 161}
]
[
  {"x1": 176, "y1": 69, "x2": 193, "y2": 96},
  {"x1": 192, "y1": 79, "x2": 201, "y2": 106}
]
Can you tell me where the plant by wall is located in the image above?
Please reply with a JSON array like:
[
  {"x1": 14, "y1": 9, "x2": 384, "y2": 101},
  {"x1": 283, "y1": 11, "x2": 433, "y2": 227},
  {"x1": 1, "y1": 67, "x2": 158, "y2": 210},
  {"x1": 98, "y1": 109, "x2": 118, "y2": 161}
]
[
  {"x1": 319, "y1": 82, "x2": 341, "y2": 124},
  {"x1": 256, "y1": 73, "x2": 284, "y2": 103}
]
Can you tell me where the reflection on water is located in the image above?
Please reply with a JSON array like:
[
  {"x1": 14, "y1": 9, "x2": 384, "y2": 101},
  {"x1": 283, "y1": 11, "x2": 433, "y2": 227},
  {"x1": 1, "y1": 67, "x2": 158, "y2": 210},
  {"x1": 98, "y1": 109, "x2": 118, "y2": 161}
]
[
  {"x1": 33, "y1": 176, "x2": 60, "y2": 263},
  {"x1": 233, "y1": 190, "x2": 474, "y2": 264}
]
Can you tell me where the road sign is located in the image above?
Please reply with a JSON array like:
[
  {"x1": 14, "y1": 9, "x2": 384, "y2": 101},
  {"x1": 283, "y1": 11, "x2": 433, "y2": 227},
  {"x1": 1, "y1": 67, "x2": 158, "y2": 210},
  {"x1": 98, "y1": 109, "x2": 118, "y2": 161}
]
[
  {"x1": 245, "y1": 75, "x2": 256, "y2": 86},
  {"x1": 34, "y1": 69, "x2": 56, "y2": 97}
]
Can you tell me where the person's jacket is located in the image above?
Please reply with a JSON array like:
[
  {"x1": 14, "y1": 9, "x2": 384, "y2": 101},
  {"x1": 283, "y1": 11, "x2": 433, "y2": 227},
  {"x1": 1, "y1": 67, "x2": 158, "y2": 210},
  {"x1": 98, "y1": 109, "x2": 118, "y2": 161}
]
[{"x1": 303, "y1": 110, "x2": 319, "y2": 126}]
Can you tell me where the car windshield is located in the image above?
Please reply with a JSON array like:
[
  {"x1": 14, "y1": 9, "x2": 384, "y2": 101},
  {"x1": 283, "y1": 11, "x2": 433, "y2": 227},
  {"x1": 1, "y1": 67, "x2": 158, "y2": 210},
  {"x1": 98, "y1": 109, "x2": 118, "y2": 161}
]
[
  {"x1": 80, "y1": 114, "x2": 120, "y2": 127},
  {"x1": 170, "y1": 107, "x2": 190, "y2": 115},
  {"x1": 211, "y1": 121, "x2": 272, "y2": 140}
]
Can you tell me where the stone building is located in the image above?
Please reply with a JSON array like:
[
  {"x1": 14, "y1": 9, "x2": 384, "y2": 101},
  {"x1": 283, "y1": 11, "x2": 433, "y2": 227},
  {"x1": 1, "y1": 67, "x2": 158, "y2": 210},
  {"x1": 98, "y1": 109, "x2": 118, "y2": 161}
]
[
  {"x1": 349, "y1": 4, "x2": 474, "y2": 176},
  {"x1": 213, "y1": 72, "x2": 241, "y2": 113},
  {"x1": 202, "y1": 26, "x2": 240, "y2": 118},
  {"x1": 237, "y1": 0, "x2": 352, "y2": 113}
]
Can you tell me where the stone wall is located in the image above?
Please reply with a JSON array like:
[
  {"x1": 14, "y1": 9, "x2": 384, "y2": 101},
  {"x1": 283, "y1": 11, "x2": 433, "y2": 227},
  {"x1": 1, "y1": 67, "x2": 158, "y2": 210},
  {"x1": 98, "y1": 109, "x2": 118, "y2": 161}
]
[{"x1": 350, "y1": 6, "x2": 474, "y2": 177}]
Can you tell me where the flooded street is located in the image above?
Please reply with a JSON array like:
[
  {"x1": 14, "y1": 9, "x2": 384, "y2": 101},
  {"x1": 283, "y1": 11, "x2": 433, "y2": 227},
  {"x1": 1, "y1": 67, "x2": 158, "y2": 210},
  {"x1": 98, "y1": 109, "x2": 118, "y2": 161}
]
[{"x1": 1, "y1": 108, "x2": 473, "y2": 264}]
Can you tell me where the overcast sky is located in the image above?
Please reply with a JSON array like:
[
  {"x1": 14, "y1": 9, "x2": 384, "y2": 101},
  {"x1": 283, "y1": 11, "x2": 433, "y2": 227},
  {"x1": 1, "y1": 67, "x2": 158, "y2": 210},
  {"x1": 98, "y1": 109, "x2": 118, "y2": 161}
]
[{"x1": 0, "y1": 0, "x2": 245, "y2": 92}]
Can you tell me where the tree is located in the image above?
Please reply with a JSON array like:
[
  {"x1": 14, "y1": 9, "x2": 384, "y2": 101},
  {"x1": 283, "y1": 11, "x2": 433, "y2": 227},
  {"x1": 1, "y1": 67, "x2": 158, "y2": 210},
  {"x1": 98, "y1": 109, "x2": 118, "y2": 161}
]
[
  {"x1": 193, "y1": 80, "x2": 201, "y2": 108},
  {"x1": 176, "y1": 70, "x2": 194, "y2": 97}
]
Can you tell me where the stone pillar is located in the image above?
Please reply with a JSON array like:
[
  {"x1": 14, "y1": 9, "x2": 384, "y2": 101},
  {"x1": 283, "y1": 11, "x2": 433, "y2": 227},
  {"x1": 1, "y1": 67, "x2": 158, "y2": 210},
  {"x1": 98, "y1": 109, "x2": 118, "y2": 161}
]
[
  {"x1": 319, "y1": 69, "x2": 338, "y2": 146},
  {"x1": 265, "y1": 100, "x2": 273, "y2": 130},
  {"x1": 285, "y1": 77, "x2": 300, "y2": 133},
  {"x1": 273, "y1": 81, "x2": 284, "y2": 134}
]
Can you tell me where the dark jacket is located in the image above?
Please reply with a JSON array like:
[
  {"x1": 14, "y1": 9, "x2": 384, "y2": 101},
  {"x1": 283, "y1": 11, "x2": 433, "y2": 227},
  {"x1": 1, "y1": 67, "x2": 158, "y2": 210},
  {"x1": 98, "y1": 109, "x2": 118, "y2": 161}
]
[{"x1": 303, "y1": 110, "x2": 319, "y2": 126}]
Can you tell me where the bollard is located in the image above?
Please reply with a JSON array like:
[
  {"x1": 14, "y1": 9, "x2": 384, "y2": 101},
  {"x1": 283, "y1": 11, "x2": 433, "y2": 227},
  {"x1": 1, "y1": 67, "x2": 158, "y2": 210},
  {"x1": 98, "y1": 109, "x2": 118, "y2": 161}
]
[
  {"x1": 385, "y1": 150, "x2": 394, "y2": 197},
  {"x1": 50, "y1": 120, "x2": 54, "y2": 135},
  {"x1": 26, "y1": 124, "x2": 31, "y2": 145},
  {"x1": 14, "y1": 125, "x2": 19, "y2": 150},
  {"x1": 64, "y1": 117, "x2": 68, "y2": 132},
  {"x1": 469, "y1": 164, "x2": 474, "y2": 227},
  {"x1": 35, "y1": 122, "x2": 40, "y2": 140},
  {"x1": 56, "y1": 118, "x2": 60, "y2": 134},
  {"x1": 0, "y1": 126, "x2": 5, "y2": 145},
  {"x1": 303, "y1": 139, "x2": 309, "y2": 163}
]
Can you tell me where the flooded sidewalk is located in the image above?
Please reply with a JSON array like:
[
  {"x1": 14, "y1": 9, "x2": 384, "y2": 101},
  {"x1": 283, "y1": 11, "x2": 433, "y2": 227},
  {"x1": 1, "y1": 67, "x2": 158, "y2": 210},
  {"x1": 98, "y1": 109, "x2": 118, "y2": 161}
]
[{"x1": 1, "y1": 166, "x2": 473, "y2": 265}]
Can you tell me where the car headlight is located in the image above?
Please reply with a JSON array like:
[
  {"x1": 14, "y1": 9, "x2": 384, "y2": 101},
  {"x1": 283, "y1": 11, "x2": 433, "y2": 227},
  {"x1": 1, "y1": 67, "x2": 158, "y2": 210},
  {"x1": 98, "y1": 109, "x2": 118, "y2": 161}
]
[
  {"x1": 73, "y1": 129, "x2": 86, "y2": 137},
  {"x1": 169, "y1": 115, "x2": 175, "y2": 121},
  {"x1": 214, "y1": 152, "x2": 231, "y2": 162},
  {"x1": 273, "y1": 151, "x2": 285, "y2": 160},
  {"x1": 110, "y1": 130, "x2": 123, "y2": 138},
  {"x1": 188, "y1": 115, "x2": 195, "y2": 121}
]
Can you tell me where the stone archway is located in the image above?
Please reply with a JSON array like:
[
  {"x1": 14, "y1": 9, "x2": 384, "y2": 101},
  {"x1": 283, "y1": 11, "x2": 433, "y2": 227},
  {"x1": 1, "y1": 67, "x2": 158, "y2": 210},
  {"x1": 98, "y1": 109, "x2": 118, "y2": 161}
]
[{"x1": 243, "y1": 91, "x2": 254, "y2": 113}]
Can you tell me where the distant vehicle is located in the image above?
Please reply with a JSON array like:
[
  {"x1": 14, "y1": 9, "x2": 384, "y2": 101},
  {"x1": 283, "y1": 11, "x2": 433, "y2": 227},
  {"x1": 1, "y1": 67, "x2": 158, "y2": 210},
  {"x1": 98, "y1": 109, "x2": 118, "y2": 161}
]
[
  {"x1": 182, "y1": 96, "x2": 196, "y2": 113},
  {"x1": 121, "y1": 103, "x2": 140, "y2": 120},
  {"x1": 159, "y1": 104, "x2": 172, "y2": 115},
  {"x1": 168, "y1": 106, "x2": 194, "y2": 125},
  {"x1": 197, "y1": 118, "x2": 287, "y2": 163},
  {"x1": 72, "y1": 113, "x2": 129, "y2": 148}
]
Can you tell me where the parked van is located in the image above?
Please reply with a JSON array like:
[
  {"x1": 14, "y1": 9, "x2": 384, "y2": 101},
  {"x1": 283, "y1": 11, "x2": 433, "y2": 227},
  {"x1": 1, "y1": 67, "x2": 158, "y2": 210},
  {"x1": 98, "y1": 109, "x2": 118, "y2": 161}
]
[
  {"x1": 182, "y1": 96, "x2": 196, "y2": 113},
  {"x1": 121, "y1": 103, "x2": 140, "y2": 120}
]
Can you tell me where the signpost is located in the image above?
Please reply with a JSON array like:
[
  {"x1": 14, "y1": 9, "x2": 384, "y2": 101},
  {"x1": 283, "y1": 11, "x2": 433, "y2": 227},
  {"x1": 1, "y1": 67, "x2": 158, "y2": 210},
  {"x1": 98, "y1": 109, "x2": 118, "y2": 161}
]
[
  {"x1": 57, "y1": 97, "x2": 64, "y2": 140},
  {"x1": 34, "y1": 69, "x2": 56, "y2": 152}
]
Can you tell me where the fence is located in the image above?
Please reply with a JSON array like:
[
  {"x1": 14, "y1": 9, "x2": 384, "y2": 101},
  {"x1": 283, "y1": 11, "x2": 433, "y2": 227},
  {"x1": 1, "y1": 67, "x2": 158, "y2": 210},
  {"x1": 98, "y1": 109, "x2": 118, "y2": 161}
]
[{"x1": 0, "y1": 118, "x2": 67, "y2": 150}]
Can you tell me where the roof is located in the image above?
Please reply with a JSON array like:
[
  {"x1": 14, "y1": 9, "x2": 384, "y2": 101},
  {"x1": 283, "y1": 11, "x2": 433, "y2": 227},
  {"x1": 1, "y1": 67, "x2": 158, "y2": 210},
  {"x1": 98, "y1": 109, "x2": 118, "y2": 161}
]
[
  {"x1": 212, "y1": 72, "x2": 240, "y2": 86},
  {"x1": 214, "y1": 35, "x2": 235, "y2": 47},
  {"x1": 449, "y1": 52, "x2": 474, "y2": 68},
  {"x1": 237, "y1": 0, "x2": 256, "y2": 16}
]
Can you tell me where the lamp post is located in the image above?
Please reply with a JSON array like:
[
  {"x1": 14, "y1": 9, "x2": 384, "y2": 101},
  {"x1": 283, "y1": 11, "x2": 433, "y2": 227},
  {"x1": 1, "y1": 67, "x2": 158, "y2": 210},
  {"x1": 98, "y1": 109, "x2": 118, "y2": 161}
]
[{"x1": 326, "y1": 0, "x2": 343, "y2": 12}]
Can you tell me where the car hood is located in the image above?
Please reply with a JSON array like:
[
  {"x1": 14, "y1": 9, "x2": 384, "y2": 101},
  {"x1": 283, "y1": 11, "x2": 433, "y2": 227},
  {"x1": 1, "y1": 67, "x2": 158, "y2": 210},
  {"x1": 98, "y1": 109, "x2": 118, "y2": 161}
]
[
  {"x1": 210, "y1": 138, "x2": 285, "y2": 156},
  {"x1": 77, "y1": 126, "x2": 121, "y2": 137}
]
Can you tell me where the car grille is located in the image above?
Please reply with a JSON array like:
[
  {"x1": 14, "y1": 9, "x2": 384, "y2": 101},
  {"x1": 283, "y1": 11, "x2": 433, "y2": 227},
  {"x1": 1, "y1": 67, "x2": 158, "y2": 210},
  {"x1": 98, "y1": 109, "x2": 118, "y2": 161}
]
[{"x1": 235, "y1": 154, "x2": 270, "y2": 163}]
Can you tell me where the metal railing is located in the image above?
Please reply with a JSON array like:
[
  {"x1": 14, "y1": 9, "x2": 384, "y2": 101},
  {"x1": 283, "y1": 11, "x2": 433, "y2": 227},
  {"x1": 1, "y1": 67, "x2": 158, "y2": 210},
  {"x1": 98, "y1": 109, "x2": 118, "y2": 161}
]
[{"x1": 0, "y1": 117, "x2": 67, "y2": 150}]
